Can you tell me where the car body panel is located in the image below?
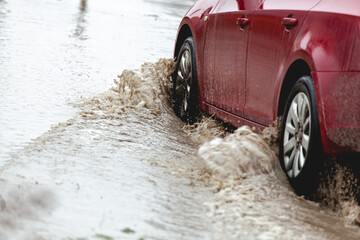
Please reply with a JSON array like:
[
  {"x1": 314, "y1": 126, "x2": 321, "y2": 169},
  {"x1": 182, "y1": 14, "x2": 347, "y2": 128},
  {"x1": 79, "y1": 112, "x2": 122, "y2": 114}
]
[
  {"x1": 308, "y1": 0, "x2": 360, "y2": 72},
  {"x1": 245, "y1": 1, "x2": 318, "y2": 126},
  {"x1": 203, "y1": 0, "x2": 263, "y2": 116},
  {"x1": 298, "y1": 13, "x2": 358, "y2": 72},
  {"x1": 204, "y1": 102, "x2": 266, "y2": 131},
  {"x1": 349, "y1": 20, "x2": 360, "y2": 71},
  {"x1": 174, "y1": 0, "x2": 360, "y2": 155},
  {"x1": 314, "y1": 71, "x2": 360, "y2": 153},
  {"x1": 288, "y1": 0, "x2": 360, "y2": 153}
]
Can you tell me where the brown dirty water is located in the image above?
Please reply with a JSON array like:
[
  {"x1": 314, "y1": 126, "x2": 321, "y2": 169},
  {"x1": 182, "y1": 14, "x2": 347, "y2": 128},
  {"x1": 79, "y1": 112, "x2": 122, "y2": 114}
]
[{"x1": 0, "y1": 0, "x2": 360, "y2": 240}]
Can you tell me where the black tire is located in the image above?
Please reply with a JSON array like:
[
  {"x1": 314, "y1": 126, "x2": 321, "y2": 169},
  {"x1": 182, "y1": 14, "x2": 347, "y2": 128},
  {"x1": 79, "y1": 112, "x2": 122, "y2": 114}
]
[
  {"x1": 172, "y1": 36, "x2": 199, "y2": 123},
  {"x1": 279, "y1": 76, "x2": 323, "y2": 195}
]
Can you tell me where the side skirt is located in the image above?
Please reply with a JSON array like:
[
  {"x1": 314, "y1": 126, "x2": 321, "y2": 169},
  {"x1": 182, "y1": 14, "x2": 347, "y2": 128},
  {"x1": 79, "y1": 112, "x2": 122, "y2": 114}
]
[{"x1": 203, "y1": 102, "x2": 267, "y2": 132}]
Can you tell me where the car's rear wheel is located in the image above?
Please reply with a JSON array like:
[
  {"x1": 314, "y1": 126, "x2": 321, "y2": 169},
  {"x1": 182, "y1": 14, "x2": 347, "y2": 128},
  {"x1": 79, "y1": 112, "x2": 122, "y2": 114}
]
[
  {"x1": 280, "y1": 76, "x2": 323, "y2": 195},
  {"x1": 173, "y1": 36, "x2": 199, "y2": 123}
]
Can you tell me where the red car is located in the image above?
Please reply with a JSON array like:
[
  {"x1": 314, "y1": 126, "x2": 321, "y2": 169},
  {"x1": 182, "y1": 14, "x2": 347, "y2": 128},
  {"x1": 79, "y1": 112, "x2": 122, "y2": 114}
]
[{"x1": 172, "y1": 0, "x2": 360, "y2": 194}]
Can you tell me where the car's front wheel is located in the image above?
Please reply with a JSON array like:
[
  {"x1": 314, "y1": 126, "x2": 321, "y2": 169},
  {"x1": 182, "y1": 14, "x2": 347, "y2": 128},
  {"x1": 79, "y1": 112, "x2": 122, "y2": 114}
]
[
  {"x1": 280, "y1": 76, "x2": 323, "y2": 195},
  {"x1": 173, "y1": 36, "x2": 199, "y2": 123}
]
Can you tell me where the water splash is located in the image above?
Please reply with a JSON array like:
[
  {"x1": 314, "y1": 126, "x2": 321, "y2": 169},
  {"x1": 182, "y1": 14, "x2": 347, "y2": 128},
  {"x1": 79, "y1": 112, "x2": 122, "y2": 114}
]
[
  {"x1": 79, "y1": 58, "x2": 175, "y2": 117},
  {"x1": 192, "y1": 117, "x2": 360, "y2": 239},
  {"x1": 198, "y1": 125, "x2": 277, "y2": 180},
  {"x1": 183, "y1": 116, "x2": 228, "y2": 144},
  {"x1": 2, "y1": 56, "x2": 359, "y2": 239},
  {"x1": 316, "y1": 157, "x2": 360, "y2": 226}
]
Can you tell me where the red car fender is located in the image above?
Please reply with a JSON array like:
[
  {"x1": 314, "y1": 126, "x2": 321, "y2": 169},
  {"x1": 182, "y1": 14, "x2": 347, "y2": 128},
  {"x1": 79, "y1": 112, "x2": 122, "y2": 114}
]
[
  {"x1": 174, "y1": 0, "x2": 220, "y2": 111},
  {"x1": 277, "y1": 5, "x2": 360, "y2": 153}
]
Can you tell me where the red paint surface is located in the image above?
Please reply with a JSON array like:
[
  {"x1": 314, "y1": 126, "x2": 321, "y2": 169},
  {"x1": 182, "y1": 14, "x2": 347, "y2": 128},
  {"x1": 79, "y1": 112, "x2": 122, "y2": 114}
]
[
  {"x1": 175, "y1": 0, "x2": 360, "y2": 154},
  {"x1": 203, "y1": 0, "x2": 262, "y2": 116}
]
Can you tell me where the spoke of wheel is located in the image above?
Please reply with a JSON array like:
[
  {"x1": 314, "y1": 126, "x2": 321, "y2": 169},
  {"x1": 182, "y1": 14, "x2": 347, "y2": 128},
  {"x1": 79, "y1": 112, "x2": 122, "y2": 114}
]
[
  {"x1": 302, "y1": 134, "x2": 310, "y2": 152},
  {"x1": 299, "y1": 96, "x2": 307, "y2": 126},
  {"x1": 183, "y1": 96, "x2": 188, "y2": 111},
  {"x1": 292, "y1": 150, "x2": 300, "y2": 177},
  {"x1": 296, "y1": 94, "x2": 303, "y2": 123},
  {"x1": 286, "y1": 122, "x2": 296, "y2": 135},
  {"x1": 289, "y1": 103, "x2": 300, "y2": 127},
  {"x1": 284, "y1": 137, "x2": 296, "y2": 154},
  {"x1": 177, "y1": 69, "x2": 184, "y2": 82},
  {"x1": 285, "y1": 147, "x2": 296, "y2": 170},
  {"x1": 185, "y1": 72, "x2": 192, "y2": 88},
  {"x1": 303, "y1": 117, "x2": 310, "y2": 131},
  {"x1": 299, "y1": 146, "x2": 306, "y2": 169},
  {"x1": 183, "y1": 84, "x2": 190, "y2": 110},
  {"x1": 180, "y1": 54, "x2": 187, "y2": 78}
]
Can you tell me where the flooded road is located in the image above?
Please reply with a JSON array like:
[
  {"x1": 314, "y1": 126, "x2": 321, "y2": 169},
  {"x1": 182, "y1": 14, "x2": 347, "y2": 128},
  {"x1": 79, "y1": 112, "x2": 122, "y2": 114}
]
[{"x1": 1, "y1": 0, "x2": 360, "y2": 239}]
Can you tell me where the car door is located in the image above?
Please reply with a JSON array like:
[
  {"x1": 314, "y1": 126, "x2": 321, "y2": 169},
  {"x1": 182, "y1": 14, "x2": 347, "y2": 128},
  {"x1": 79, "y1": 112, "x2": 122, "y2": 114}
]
[
  {"x1": 244, "y1": 0, "x2": 320, "y2": 126},
  {"x1": 203, "y1": 0, "x2": 263, "y2": 116}
]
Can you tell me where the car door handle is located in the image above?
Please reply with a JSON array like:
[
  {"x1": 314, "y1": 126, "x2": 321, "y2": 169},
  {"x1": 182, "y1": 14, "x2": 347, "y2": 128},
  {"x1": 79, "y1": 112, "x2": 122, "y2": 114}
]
[
  {"x1": 237, "y1": 17, "x2": 250, "y2": 29},
  {"x1": 282, "y1": 17, "x2": 298, "y2": 30}
]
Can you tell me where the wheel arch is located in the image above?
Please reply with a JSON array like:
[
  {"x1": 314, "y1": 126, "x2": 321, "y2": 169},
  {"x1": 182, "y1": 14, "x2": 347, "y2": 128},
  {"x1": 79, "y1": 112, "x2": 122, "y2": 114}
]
[
  {"x1": 277, "y1": 59, "x2": 312, "y2": 117},
  {"x1": 174, "y1": 24, "x2": 193, "y2": 61}
]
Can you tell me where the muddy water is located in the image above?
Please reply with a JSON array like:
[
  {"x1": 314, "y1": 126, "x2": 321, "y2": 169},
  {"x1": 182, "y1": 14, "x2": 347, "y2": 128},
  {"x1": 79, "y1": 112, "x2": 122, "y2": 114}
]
[
  {"x1": 1, "y1": 0, "x2": 360, "y2": 240},
  {"x1": 198, "y1": 124, "x2": 360, "y2": 240}
]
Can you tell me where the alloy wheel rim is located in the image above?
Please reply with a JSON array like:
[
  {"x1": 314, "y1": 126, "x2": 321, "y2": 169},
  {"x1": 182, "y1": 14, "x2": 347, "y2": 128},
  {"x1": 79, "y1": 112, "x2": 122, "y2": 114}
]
[
  {"x1": 176, "y1": 49, "x2": 192, "y2": 117},
  {"x1": 283, "y1": 92, "x2": 311, "y2": 178}
]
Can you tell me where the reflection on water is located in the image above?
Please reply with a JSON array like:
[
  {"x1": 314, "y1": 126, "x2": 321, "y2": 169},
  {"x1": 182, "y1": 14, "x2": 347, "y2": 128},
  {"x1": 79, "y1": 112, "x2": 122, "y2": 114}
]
[
  {"x1": 73, "y1": 0, "x2": 88, "y2": 40},
  {"x1": 80, "y1": 0, "x2": 87, "y2": 11}
]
